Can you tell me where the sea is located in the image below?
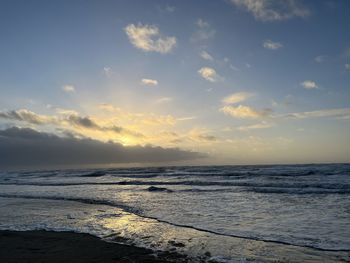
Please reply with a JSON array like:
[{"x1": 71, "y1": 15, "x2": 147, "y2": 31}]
[{"x1": 0, "y1": 164, "x2": 349, "y2": 262}]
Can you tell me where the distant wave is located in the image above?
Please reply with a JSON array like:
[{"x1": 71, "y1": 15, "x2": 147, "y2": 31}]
[
  {"x1": 2, "y1": 164, "x2": 350, "y2": 179},
  {"x1": 79, "y1": 171, "x2": 106, "y2": 177},
  {"x1": 1, "y1": 180, "x2": 349, "y2": 194},
  {"x1": 247, "y1": 187, "x2": 350, "y2": 194}
]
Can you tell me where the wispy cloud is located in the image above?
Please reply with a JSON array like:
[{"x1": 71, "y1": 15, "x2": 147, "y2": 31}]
[
  {"x1": 0, "y1": 109, "x2": 55, "y2": 125},
  {"x1": 237, "y1": 121, "x2": 273, "y2": 131},
  {"x1": 343, "y1": 47, "x2": 350, "y2": 58},
  {"x1": 200, "y1": 50, "x2": 214, "y2": 61},
  {"x1": 345, "y1": 64, "x2": 350, "y2": 70},
  {"x1": 198, "y1": 67, "x2": 222, "y2": 82},
  {"x1": 285, "y1": 108, "x2": 350, "y2": 119},
  {"x1": 155, "y1": 97, "x2": 173, "y2": 103},
  {"x1": 177, "y1": 116, "x2": 197, "y2": 121},
  {"x1": 157, "y1": 5, "x2": 176, "y2": 13},
  {"x1": 229, "y1": 64, "x2": 240, "y2": 71},
  {"x1": 65, "y1": 114, "x2": 101, "y2": 130},
  {"x1": 188, "y1": 128, "x2": 218, "y2": 142},
  {"x1": 263, "y1": 40, "x2": 283, "y2": 50},
  {"x1": 141, "y1": 78, "x2": 158, "y2": 86},
  {"x1": 231, "y1": 0, "x2": 310, "y2": 21},
  {"x1": 301, "y1": 80, "x2": 318, "y2": 89},
  {"x1": 220, "y1": 105, "x2": 272, "y2": 119},
  {"x1": 62, "y1": 85, "x2": 75, "y2": 93},
  {"x1": 143, "y1": 117, "x2": 176, "y2": 127},
  {"x1": 98, "y1": 103, "x2": 118, "y2": 112},
  {"x1": 153, "y1": 128, "x2": 218, "y2": 145},
  {"x1": 222, "y1": 92, "x2": 254, "y2": 105},
  {"x1": 124, "y1": 23, "x2": 176, "y2": 54},
  {"x1": 192, "y1": 19, "x2": 216, "y2": 41},
  {"x1": 97, "y1": 104, "x2": 179, "y2": 127},
  {"x1": 0, "y1": 109, "x2": 144, "y2": 139},
  {"x1": 63, "y1": 113, "x2": 146, "y2": 138}
]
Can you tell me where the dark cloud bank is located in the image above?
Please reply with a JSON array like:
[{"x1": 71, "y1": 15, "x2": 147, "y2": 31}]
[{"x1": 0, "y1": 127, "x2": 204, "y2": 168}]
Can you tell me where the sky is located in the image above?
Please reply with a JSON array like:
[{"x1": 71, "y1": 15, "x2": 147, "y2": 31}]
[{"x1": 0, "y1": 0, "x2": 350, "y2": 168}]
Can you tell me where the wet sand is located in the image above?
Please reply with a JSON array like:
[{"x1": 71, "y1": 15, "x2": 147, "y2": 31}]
[{"x1": 0, "y1": 230, "x2": 188, "y2": 263}]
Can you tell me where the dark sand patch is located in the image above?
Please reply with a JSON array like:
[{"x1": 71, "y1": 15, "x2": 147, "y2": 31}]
[{"x1": 0, "y1": 230, "x2": 189, "y2": 263}]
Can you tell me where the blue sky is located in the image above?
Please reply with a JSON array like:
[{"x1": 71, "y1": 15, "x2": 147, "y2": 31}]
[{"x1": 1, "y1": 0, "x2": 350, "y2": 166}]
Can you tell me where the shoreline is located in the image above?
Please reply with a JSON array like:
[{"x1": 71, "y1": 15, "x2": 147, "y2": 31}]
[{"x1": 0, "y1": 230, "x2": 189, "y2": 263}]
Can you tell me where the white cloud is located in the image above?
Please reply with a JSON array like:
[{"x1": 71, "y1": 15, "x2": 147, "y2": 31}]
[
  {"x1": 345, "y1": 64, "x2": 350, "y2": 70},
  {"x1": 156, "y1": 97, "x2": 172, "y2": 103},
  {"x1": 231, "y1": 0, "x2": 310, "y2": 21},
  {"x1": 220, "y1": 105, "x2": 271, "y2": 119},
  {"x1": 271, "y1": 99, "x2": 278, "y2": 107},
  {"x1": 263, "y1": 40, "x2": 283, "y2": 50},
  {"x1": 192, "y1": 19, "x2": 216, "y2": 41},
  {"x1": 200, "y1": 50, "x2": 214, "y2": 61},
  {"x1": 198, "y1": 67, "x2": 221, "y2": 82},
  {"x1": 124, "y1": 23, "x2": 176, "y2": 54},
  {"x1": 141, "y1": 78, "x2": 158, "y2": 86},
  {"x1": 62, "y1": 85, "x2": 75, "y2": 93},
  {"x1": 197, "y1": 19, "x2": 209, "y2": 28},
  {"x1": 301, "y1": 80, "x2": 318, "y2": 89},
  {"x1": 314, "y1": 55, "x2": 327, "y2": 63},
  {"x1": 222, "y1": 92, "x2": 254, "y2": 105},
  {"x1": 103, "y1": 67, "x2": 112, "y2": 77}
]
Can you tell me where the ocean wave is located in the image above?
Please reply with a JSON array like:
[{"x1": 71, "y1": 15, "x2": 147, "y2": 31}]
[
  {"x1": 0, "y1": 194, "x2": 349, "y2": 252},
  {"x1": 0, "y1": 194, "x2": 140, "y2": 214},
  {"x1": 247, "y1": 187, "x2": 350, "y2": 195}
]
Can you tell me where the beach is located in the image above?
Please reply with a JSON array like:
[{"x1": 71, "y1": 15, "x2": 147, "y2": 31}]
[
  {"x1": 1, "y1": 0, "x2": 350, "y2": 261},
  {"x1": 0, "y1": 165, "x2": 349, "y2": 262},
  {"x1": 0, "y1": 230, "x2": 187, "y2": 263}
]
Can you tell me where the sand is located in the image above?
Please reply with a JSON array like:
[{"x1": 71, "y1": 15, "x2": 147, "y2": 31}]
[{"x1": 0, "y1": 230, "x2": 189, "y2": 263}]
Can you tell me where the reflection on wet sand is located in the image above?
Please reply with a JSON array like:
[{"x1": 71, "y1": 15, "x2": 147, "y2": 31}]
[
  {"x1": 1, "y1": 197, "x2": 349, "y2": 262},
  {"x1": 102, "y1": 211, "x2": 350, "y2": 262}
]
